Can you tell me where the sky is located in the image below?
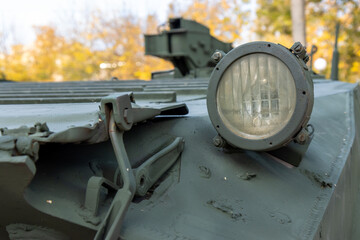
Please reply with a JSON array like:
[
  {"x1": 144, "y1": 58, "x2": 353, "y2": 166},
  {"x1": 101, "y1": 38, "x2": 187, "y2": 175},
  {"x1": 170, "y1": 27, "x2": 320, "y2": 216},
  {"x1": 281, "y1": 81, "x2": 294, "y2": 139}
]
[{"x1": 0, "y1": 0, "x2": 182, "y2": 45}]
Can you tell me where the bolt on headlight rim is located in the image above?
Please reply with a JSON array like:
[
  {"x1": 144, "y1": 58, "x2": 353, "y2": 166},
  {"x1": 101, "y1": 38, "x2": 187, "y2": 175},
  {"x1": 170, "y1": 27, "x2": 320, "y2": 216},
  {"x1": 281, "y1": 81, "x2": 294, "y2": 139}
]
[{"x1": 207, "y1": 41, "x2": 314, "y2": 151}]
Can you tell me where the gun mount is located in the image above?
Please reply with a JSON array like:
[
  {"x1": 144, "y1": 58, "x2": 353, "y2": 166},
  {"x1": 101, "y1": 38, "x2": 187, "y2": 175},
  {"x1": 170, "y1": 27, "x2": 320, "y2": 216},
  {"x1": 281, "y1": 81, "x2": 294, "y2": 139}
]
[{"x1": 145, "y1": 18, "x2": 233, "y2": 79}]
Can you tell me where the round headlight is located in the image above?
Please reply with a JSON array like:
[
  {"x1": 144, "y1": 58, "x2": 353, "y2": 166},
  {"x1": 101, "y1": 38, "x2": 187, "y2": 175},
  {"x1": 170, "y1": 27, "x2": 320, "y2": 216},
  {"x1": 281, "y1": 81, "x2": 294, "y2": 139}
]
[{"x1": 207, "y1": 42, "x2": 313, "y2": 151}]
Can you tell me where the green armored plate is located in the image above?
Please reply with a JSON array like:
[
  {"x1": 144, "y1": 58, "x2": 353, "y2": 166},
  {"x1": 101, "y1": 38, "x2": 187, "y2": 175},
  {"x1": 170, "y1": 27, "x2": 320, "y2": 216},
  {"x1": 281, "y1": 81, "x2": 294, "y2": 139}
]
[{"x1": 0, "y1": 78, "x2": 359, "y2": 240}]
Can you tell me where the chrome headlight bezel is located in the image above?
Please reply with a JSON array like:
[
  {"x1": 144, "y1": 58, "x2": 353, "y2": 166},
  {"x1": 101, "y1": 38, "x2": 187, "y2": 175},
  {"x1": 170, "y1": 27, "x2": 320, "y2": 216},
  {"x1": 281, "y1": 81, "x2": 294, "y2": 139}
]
[{"x1": 207, "y1": 41, "x2": 314, "y2": 151}]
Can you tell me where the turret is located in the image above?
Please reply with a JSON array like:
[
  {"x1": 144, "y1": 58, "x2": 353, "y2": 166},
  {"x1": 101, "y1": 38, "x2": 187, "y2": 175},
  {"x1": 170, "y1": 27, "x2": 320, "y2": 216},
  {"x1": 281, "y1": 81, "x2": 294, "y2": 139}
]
[{"x1": 145, "y1": 18, "x2": 232, "y2": 79}]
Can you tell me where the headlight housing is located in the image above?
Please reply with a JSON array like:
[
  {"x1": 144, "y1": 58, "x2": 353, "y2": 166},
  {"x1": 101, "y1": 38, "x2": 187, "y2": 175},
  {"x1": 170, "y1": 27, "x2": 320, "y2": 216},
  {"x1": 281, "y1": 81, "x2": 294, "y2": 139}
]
[{"x1": 207, "y1": 41, "x2": 313, "y2": 151}]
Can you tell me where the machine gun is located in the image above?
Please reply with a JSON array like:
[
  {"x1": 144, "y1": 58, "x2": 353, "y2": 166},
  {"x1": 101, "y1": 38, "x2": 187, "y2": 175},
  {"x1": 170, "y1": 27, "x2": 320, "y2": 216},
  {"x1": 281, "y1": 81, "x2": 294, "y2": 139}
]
[{"x1": 145, "y1": 18, "x2": 233, "y2": 79}]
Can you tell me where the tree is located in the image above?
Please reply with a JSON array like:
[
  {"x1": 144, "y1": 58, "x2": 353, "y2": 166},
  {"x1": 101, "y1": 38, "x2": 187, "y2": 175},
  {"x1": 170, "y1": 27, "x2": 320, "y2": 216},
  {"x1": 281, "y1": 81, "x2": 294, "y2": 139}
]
[
  {"x1": 307, "y1": 0, "x2": 360, "y2": 82},
  {"x1": 2, "y1": 44, "x2": 31, "y2": 81},
  {"x1": 64, "y1": 10, "x2": 172, "y2": 80},
  {"x1": 170, "y1": 0, "x2": 250, "y2": 44},
  {"x1": 255, "y1": 0, "x2": 360, "y2": 82},
  {"x1": 60, "y1": 41, "x2": 99, "y2": 81},
  {"x1": 0, "y1": 23, "x2": 17, "y2": 80},
  {"x1": 28, "y1": 26, "x2": 65, "y2": 81},
  {"x1": 0, "y1": 1, "x2": 250, "y2": 82},
  {"x1": 254, "y1": 0, "x2": 293, "y2": 46},
  {"x1": 290, "y1": 0, "x2": 306, "y2": 45}
]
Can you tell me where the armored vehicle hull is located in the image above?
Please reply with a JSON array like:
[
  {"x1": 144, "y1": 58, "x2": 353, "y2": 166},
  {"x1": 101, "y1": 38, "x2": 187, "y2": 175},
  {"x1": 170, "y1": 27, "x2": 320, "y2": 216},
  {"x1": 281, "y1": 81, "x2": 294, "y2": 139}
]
[{"x1": 0, "y1": 77, "x2": 360, "y2": 239}]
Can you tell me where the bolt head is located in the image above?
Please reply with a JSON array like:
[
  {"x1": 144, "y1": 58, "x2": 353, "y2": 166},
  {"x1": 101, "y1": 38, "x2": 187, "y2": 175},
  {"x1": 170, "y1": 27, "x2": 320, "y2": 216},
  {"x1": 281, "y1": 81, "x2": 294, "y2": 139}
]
[
  {"x1": 213, "y1": 139, "x2": 221, "y2": 146},
  {"x1": 213, "y1": 136, "x2": 225, "y2": 147},
  {"x1": 212, "y1": 52, "x2": 222, "y2": 62},
  {"x1": 298, "y1": 134, "x2": 305, "y2": 142}
]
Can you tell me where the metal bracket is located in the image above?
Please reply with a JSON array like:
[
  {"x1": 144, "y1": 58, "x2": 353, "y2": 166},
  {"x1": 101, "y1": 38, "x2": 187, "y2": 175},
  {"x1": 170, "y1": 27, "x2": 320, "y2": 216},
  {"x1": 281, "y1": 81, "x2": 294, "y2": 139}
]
[
  {"x1": 134, "y1": 137, "x2": 184, "y2": 197},
  {"x1": 95, "y1": 95, "x2": 136, "y2": 240},
  {"x1": 101, "y1": 93, "x2": 189, "y2": 129},
  {"x1": 290, "y1": 42, "x2": 309, "y2": 63},
  {"x1": 86, "y1": 136, "x2": 184, "y2": 216},
  {"x1": 95, "y1": 93, "x2": 187, "y2": 239},
  {"x1": 267, "y1": 125, "x2": 314, "y2": 167},
  {"x1": 100, "y1": 93, "x2": 134, "y2": 131},
  {"x1": 84, "y1": 176, "x2": 120, "y2": 216}
]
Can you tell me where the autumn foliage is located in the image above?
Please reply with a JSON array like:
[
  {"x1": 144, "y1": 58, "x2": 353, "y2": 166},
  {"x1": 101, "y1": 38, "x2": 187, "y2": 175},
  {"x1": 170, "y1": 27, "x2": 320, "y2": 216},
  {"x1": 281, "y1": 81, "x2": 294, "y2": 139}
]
[
  {"x1": 255, "y1": 0, "x2": 360, "y2": 83},
  {"x1": 0, "y1": 0, "x2": 359, "y2": 82}
]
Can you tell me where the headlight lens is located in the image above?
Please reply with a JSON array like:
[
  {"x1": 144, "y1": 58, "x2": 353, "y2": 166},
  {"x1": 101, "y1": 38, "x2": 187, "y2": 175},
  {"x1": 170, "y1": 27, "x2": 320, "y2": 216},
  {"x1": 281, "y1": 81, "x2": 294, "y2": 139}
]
[
  {"x1": 216, "y1": 53, "x2": 296, "y2": 140},
  {"x1": 207, "y1": 41, "x2": 314, "y2": 151}
]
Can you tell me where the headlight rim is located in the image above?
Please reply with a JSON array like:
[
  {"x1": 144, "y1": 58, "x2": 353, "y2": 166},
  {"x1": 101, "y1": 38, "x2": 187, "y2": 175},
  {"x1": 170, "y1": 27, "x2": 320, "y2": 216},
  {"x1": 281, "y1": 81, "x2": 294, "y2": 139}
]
[{"x1": 207, "y1": 41, "x2": 313, "y2": 151}]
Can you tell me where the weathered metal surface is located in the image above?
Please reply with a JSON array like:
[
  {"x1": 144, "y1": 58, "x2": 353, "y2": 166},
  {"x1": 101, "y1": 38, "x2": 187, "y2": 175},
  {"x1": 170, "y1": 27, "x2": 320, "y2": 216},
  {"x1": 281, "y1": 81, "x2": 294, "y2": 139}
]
[
  {"x1": 0, "y1": 79, "x2": 209, "y2": 104},
  {"x1": 0, "y1": 77, "x2": 359, "y2": 240},
  {"x1": 134, "y1": 136, "x2": 184, "y2": 197},
  {"x1": 119, "y1": 81, "x2": 360, "y2": 240}
]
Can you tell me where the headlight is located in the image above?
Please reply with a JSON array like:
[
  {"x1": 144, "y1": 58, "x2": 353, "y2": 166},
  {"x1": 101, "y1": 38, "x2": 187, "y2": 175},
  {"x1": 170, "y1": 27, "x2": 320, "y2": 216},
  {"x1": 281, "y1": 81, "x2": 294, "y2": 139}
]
[{"x1": 207, "y1": 41, "x2": 313, "y2": 151}]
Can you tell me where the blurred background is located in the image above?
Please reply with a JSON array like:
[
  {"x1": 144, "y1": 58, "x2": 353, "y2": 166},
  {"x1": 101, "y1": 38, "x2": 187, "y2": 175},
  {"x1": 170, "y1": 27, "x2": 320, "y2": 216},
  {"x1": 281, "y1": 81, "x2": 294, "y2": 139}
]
[{"x1": 0, "y1": 0, "x2": 359, "y2": 82}]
